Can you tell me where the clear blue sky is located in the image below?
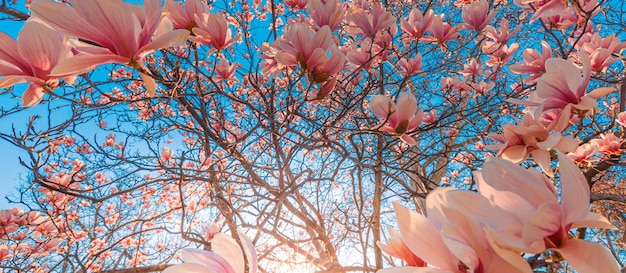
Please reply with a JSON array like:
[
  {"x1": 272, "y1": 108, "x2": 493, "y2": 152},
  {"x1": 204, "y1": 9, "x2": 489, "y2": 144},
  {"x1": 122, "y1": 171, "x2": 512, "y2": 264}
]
[{"x1": 0, "y1": 7, "x2": 30, "y2": 209}]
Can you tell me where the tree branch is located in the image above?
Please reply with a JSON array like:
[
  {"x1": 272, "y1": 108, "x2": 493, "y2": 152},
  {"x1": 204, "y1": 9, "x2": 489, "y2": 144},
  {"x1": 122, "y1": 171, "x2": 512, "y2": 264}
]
[
  {"x1": 592, "y1": 193, "x2": 626, "y2": 203},
  {"x1": 0, "y1": 5, "x2": 29, "y2": 21}
]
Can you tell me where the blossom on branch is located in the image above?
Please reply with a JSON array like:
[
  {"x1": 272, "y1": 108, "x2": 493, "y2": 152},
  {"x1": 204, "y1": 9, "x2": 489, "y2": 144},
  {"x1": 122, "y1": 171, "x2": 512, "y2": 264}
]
[
  {"x1": 30, "y1": 0, "x2": 190, "y2": 96},
  {"x1": 191, "y1": 12, "x2": 239, "y2": 52},
  {"x1": 0, "y1": 19, "x2": 74, "y2": 107},
  {"x1": 471, "y1": 153, "x2": 619, "y2": 273},
  {"x1": 308, "y1": 0, "x2": 344, "y2": 31},
  {"x1": 165, "y1": 0, "x2": 210, "y2": 31},
  {"x1": 370, "y1": 92, "x2": 423, "y2": 145},
  {"x1": 461, "y1": 0, "x2": 495, "y2": 32}
]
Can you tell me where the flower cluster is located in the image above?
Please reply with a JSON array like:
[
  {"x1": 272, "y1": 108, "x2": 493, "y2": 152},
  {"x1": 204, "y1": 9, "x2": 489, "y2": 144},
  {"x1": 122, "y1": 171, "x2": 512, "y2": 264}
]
[{"x1": 379, "y1": 154, "x2": 619, "y2": 273}]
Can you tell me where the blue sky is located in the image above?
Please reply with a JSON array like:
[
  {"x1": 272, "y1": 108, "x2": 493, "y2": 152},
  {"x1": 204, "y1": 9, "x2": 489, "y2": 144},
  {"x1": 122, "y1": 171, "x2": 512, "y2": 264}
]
[{"x1": 0, "y1": 7, "x2": 30, "y2": 209}]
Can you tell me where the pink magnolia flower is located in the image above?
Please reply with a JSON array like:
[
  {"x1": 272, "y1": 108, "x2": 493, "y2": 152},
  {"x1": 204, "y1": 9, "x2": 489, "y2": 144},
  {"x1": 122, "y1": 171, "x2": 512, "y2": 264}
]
[
  {"x1": 0, "y1": 210, "x2": 19, "y2": 234},
  {"x1": 0, "y1": 19, "x2": 73, "y2": 107},
  {"x1": 422, "y1": 109, "x2": 437, "y2": 125},
  {"x1": 192, "y1": 13, "x2": 239, "y2": 52},
  {"x1": 308, "y1": 0, "x2": 344, "y2": 31},
  {"x1": 346, "y1": 42, "x2": 377, "y2": 71},
  {"x1": 509, "y1": 41, "x2": 552, "y2": 83},
  {"x1": 165, "y1": 0, "x2": 209, "y2": 31},
  {"x1": 377, "y1": 227, "x2": 426, "y2": 267},
  {"x1": 461, "y1": 0, "x2": 495, "y2": 32},
  {"x1": 164, "y1": 228, "x2": 257, "y2": 273},
  {"x1": 533, "y1": 0, "x2": 568, "y2": 21},
  {"x1": 379, "y1": 191, "x2": 532, "y2": 273},
  {"x1": 370, "y1": 92, "x2": 423, "y2": 145},
  {"x1": 484, "y1": 43, "x2": 518, "y2": 67},
  {"x1": 487, "y1": 110, "x2": 579, "y2": 175},
  {"x1": 458, "y1": 58, "x2": 481, "y2": 78},
  {"x1": 400, "y1": 9, "x2": 433, "y2": 41},
  {"x1": 0, "y1": 245, "x2": 11, "y2": 261},
  {"x1": 285, "y1": 0, "x2": 308, "y2": 10},
  {"x1": 473, "y1": 153, "x2": 619, "y2": 273},
  {"x1": 591, "y1": 133, "x2": 623, "y2": 155},
  {"x1": 575, "y1": 33, "x2": 626, "y2": 73},
  {"x1": 204, "y1": 222, "x2": 222, "y2": 240},
  {"x1": 213, "y1": 58, "x2": 238, "y2": 83},
  {"x1": 424, "y1": 14, "x2": 460, "y2": 51},
  {"x1": 398, "y1": 54, "x2": 423, "y2": 76},
  {"x1": 30, "y1": 0, "x2": 190, "y2": 96},
  {"x1": 529, "y1": 54, "x2": 615, "y2": 114},
  {"x1": 274, "y1": 24, "x2": 344, "y2": 83},
  {"x1": 345, "y1": 2, "x2": 396, "y2": 37},
  {"x1": 483, "y1": 19, "x2": 520, "y2": 46},
  {"x1": 513, "y1": 0, "x2": 567, "y2": 21},
  {"x1": 259, "y1": 42, "x2": 283, "y2": 77},
  {"x1": 567, "y1": 143, "x2": 598, "y2": 166}
]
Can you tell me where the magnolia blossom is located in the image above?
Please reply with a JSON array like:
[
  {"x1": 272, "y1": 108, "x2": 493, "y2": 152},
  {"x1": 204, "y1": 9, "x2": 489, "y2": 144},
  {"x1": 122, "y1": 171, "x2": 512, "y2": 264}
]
[
  {"x1": 164, "y1": 228, "x2": 257, "y2": 273},
  {"x1": 424, "y1": 14, "x2": 459, "y2": 51},
  {"x1": 284, "y1": 0, "x2": 308, "y2": 10},
  {"x1": 471, "y1": 154, "x2": 619, "y2": 273},
  {"x1": 487, "y1": 109, "x2": 578, "y2": 175},
  {"x1": 192, "y1": 13, "x2": 239, "y2": 52},
  {"x1": 377, "y1": 227, "x2": 426, "y2": 267},
  {"x1": 458, "y1": 58, "x2": 481, "y2": 78},
  {"x1": 400, "y1": 9, "x2": 433, "y2": 41},
  {"x1": 164, "y1": 0, "x2": 209, "y2": 31},
  {"x1": 567, "y1": 142, "x2": 598, "y2": 166},
  {"x1": 484, "y1": 19, "x2": 519, "y2": 46},
  {"x1": 591, "y1": 133, "x2": 623, "y2": 155},
  {"x1": 378, "y1": 191, "x2": 532, "y2": 273},
  {"x1": 30, "y1": 0, "x2": 190, "y2": 96},
  {"x1": 370, "y1": 92, "x2": 423, "y2": 145},
  {"x1": 0, "y1": 19, "x2": 74, "y2": 107},
  {"x1": 509, "y1": 41, "x2": 552, "y2": 83},
  {"x1": 528, "y1": 54, "x2": 615, "y2": 115},
  {"x1": 575, "y1": 33, "x2": 626, "y2": 73},
  {"x1": 308, "y1": 0, "x2": 344, "y2": 31},
  {"x1": 346, "y1": 2, "x2": 397, "y2": 37},
  {"x1": 461, "y1": 0, "x2": 495, "y2": 32},
  {"x1": 213, "y1": 58, "x2": 238, "y2": 83},
  {"x1": 398, "y1": 54, "x2": 423, "y2": 76},
  {"x1": 274, "y1": 24, "x2": 344, "y2": 84}
]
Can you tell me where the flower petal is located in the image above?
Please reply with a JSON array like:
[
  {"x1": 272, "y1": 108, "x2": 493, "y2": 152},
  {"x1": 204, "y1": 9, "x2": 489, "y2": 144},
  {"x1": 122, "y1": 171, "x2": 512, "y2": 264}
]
[
  {"x1": 162, "y1": 262, "x2": 223, "y2": 273},
  {"x1": 51, "y1": 54, "x2": 129, "y2": 77},
  {"x1": 212, "y1": 233, "x2": 245, "y2": 273},
  {"x1": 479, "y1": 157, "x2": 557, "y2": 209},
  {"x1": 522, "y1": 202, "x2": 561, "y2": 250},
  {"x1": 136, "y1": 29, "x2": 190, "y2": 58},
  {"x1": 570, "y1": 212, "x2": 616, "y2": 230},
  {"x1": 393, "y1": 202, "x2": 459, "y2": 271},
  {"x1": 237, "y1": 228, "x2": 258, "y2": 273},
  {"x1": 180, "y1": 248, "x2": 236, "y2": 273},
  {"x1": 22, "y1": 84, "x2": 45, "y2": 107},
  {"x1": 557, "y1": 152, "x2": 590, "y2": 225},
  {"x1": 556, "y1": 239, "x2": 620, "y2": 273},
  {"x1": 17, "y1": 20, "x2": 66, "y2": 78},
  {"x1": 371, "y1": 95, "x2": 392, "y2": 119},
  {"x1": 30, "y1": 0, "x2": 111, "y2": 50}
]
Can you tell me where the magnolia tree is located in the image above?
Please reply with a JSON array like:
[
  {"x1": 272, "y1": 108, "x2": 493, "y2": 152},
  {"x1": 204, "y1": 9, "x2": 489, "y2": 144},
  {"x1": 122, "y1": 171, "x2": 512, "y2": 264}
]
[{"x1": 0, "y1": 0, "x2": 625, "y2": 272}]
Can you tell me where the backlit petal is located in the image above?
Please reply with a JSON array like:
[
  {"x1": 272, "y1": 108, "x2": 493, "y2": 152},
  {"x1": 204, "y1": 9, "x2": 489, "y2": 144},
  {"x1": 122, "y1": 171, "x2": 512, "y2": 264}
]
[
  {"x1": 212, "y1": 233, "x2": 245, "y2": 273},
  {"x1": 393, "y1": 202, "x2": 459, "y2": 271},
  {"x1": 557, "y1": 152, "x2": 590, "y2": 225},
  {"x1": 556, "y1": 239, "x2": 620, "y2": 273}
]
